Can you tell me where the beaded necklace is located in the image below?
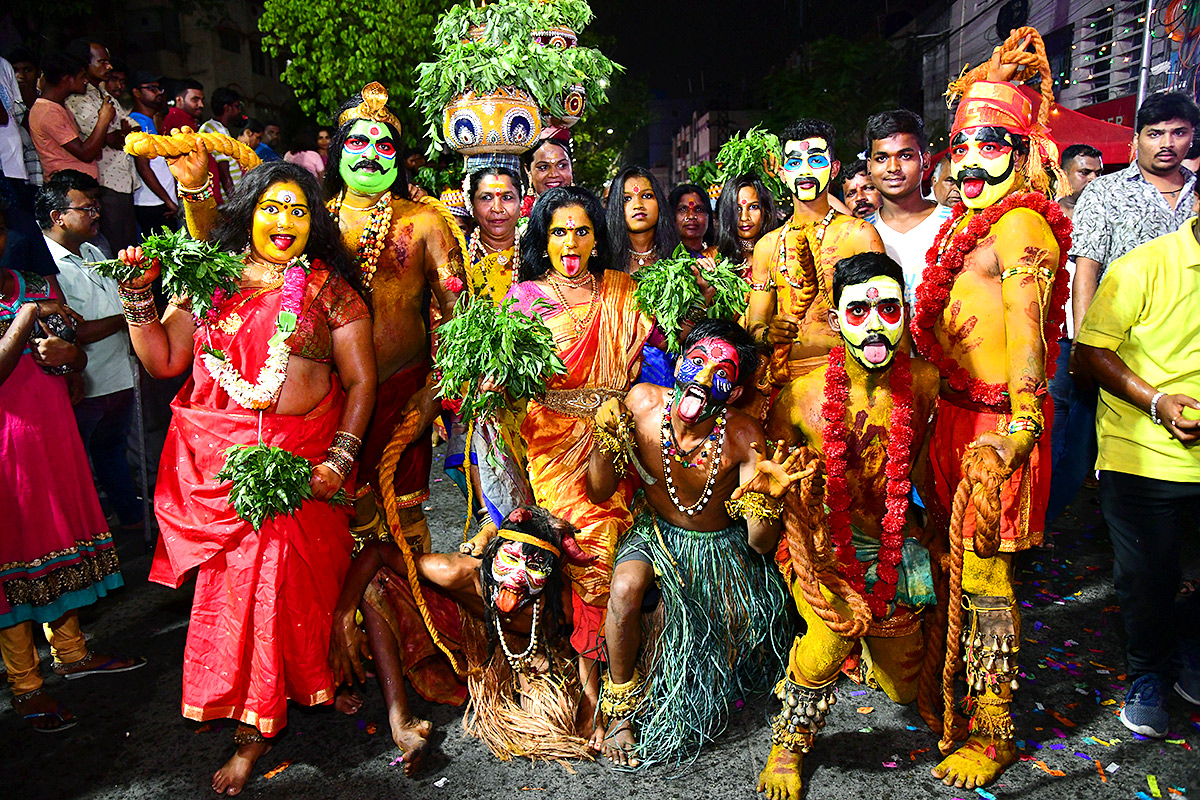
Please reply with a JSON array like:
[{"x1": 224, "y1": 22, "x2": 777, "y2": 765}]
[
  {"x1": 328, "y1": 191, "x2": 393, "y2": 289},
  {"x1": 776, "y1": 208, "x2": 836, "y2": 294},
  {"x1": 630, "y1": 244, "x2": 656, "y2": 267},
  {"x1": 660, "y1": 390, "x2": 726, "y2": 516},
  {"x1": 494, "y1": 597, "x2": 541, "y2": 673}
]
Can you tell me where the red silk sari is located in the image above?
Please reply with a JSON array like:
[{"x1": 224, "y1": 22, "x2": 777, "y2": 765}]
[{"x1": 149, "y1": 276, "x2": 353, "y2": 736}]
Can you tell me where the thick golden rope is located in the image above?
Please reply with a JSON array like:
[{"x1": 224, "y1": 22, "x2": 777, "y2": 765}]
[
  {"x1": 124, "y1": 127, "x2": 261, "y2": 176},
  {"x1": 769, "y1": 225, "x2": 820, "y2": 386},
  {"x1": 377, "y1": 406, "x2": 466, "y2": 676},
  {"x1": 938, "y1": 444, "x2": 1011, "y2": 752},
  {"x1": 782, "y1": 451, "x2": 872, "y2": 638},
  {"x1": 418, "y1": 195, "x2": 469, "y2": 277}
]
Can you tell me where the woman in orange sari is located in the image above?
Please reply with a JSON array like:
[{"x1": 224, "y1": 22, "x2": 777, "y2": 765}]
[
  {"x1": 119, "y1": 159, "x2": 376, "y2": 795},
  {"x1": 507, "y1": 186, "x2": 652, "y2": 746}
]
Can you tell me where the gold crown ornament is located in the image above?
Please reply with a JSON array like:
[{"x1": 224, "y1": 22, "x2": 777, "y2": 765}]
[{"x1": 338, "y1": 82, "x2": 403, "y2": 133}]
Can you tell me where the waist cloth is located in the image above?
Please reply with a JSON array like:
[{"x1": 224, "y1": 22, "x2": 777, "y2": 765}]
[
  {"x1": 612, "y1": 509, "x2": 790, "y2": 770},
  {"x1": 360, "y1": 357, "x2": 433, "y2": 510},
  {"x1": 930, "y1": 394, "x2": 1052, "y2": 553}
]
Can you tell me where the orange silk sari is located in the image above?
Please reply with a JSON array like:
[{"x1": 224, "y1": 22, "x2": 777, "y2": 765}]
[{"x1": 509, "y1": 271, "x2": 652, "y2": 608}]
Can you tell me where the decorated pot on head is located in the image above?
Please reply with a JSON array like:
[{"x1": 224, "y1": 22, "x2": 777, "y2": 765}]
[
  {"x1": 443, "y1": 86, "x2": 543, "y2": 156},
  {"x1": 439, "y1": 187, "x2": 471, "y2": 220},
  {"x1": 531, "y1": 25, "x2": 577, "y2": 49},
  {"x1": 553, "y1": 83, "x2": 587, "y2": 129}
]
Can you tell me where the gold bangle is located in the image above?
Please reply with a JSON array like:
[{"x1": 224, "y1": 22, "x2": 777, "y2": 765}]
[
  {"x1": 726, "y1": 491, "x2": 782, "y2": 521},
  {"x1": 592, "y1": 426, "x2": 630, "y2": 473}
]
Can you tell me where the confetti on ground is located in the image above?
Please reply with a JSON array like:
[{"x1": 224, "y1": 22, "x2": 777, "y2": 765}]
[
  {"x1": 857, "y1": 707, "x2": 874, "y2": 714},
  {"x1": 909, "y1": 748, "x2": 930, "y2": 761},
  {"x1": 434, "y1": 777, "x2": 448, "y2": 788},
  {"x1": 849, "y1": 690, "x2": 868, "y2": 696},
  {"x1": 1106, "y1": 762, "x2": 1120, "y2": 773},
  {"x1": 365, "y1": 723, "x2": 377, "y2": 735},
  {"x1": 1032, "y1": 760, "x2": 1066, "y2": 776},
  {"x1": 1140, "y1": 792, "x2": 1157, "y2": 800},
  {"x1": 975, "y1": 788, "x2": 997, "y2": 800},
  {"x1": 195, "y1": 724, "x2": 212, "y2": 734},
  {"x1": 1095, "y1": 759, "x2": 1107, "y2": 783},
  {"x1": 1150, "y1": 775, "x2": 1163, "y2": 798},
  {"x1": 263, "y1": 761, "x2": 291, "y2": 779},
  {"x1": 389, "y1": 755, "x2": 404, "y2": 767},
  {"x1": 882, "y1": 761, "x2": 898, "y2": 767}
]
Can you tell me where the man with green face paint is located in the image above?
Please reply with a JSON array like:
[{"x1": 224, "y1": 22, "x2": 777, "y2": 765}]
[
  {"x1": 758, "y1": 252, "x2": 944, "y2": 800},
  {"x1": 745, "y1": 119, "x2": 884, "y2": 395},
  {"x1": 325, "y1": 83, "x2": 466, "y2": 554}
]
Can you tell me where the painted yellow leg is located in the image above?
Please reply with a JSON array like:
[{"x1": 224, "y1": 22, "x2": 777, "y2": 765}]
[
  {"x1": 932, "y1": 551, "x2": 1018, "y2": 788},
  {"x1": 862, "y1": 626, "x2": 923, "y2": 705},
  {"x1": 757, "y1": 744, "x2": 805, "y2": 800}
]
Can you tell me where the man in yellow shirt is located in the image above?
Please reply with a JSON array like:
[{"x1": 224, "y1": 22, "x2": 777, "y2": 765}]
[{"x1": 1076, "y1": 209, "x2": 1200, "y2": 739}]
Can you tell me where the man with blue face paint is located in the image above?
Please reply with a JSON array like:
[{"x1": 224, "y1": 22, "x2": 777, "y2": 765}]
[
  {"x1": 324, "y1": 83, "x2": 467, "y2": 556},
  {"x1": 585, "y1": 318, "x2": 804, "y2": 769},
  {"x1": 745, "y1": 119, "x2": 885, "y2": 396}
]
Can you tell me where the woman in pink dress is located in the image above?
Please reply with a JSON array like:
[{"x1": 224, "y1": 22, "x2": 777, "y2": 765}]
[{"x1": 0, "y1": 208, "x2": 143, "y2": 732}]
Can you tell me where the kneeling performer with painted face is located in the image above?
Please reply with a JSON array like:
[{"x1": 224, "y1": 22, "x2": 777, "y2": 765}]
[
  {"x1": 586, "y1": 319, "x2": 803, "y2": 769},
  {"x1": 756, "y1": 252, "x2": 944, "y2": 800},
  {"x1": 329, "y1": 506, "x2": 599, "y2": 772}
]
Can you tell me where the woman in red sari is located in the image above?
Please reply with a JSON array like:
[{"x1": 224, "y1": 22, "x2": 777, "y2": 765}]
[
  {"x1": 119, "y1": 159, "x2": 376, "y2": 795},
  {"x1": 507, "y1": 186, "x2": 652, "y2": 747}
]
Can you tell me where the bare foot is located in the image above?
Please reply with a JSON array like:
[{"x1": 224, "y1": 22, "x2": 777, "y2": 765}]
[
  {"x1": 931, "y1": 735, "x2": 1016, "y2": 789},
  {"x1": 389, "y1": 712, "x2": 432, "y2": 777},
  {"x1": 211, "y1": 738, "x2": 271, "y2": 795},
  {"x1": 601, "y1": 718, "x2": 640, "y2": 767},
  {"x1": 576, "y1": 688, "x2": 602, "y2": 750},
  {"x1": 586, "y1": 719, "x2": 606, "y2": 753},
  {"x1": 334, "y1": 685, "x2": 363, "y2": 715},
  {"x1": 757, "y1": 744, "x2": 803, "y2": 800}
]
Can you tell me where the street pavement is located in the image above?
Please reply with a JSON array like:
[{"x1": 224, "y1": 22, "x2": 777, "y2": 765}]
[{"x1": 5, "y1": 446, "x2": 1198, "y2": 800}]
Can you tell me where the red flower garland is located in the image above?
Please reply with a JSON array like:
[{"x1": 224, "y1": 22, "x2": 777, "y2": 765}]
[
  {"x1": 821, "y1": 346, "x2": 915, "y2": 619},
  {"x1": 911, "y1": 192, "x2": 1072, "y2": 406}
]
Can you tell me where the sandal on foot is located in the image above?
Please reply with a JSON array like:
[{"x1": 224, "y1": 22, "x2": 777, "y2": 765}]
[
  {"x1": 52, "y1": 650, "x2": 147, "y2": 680},
  {"x1": 13, "y1": 688, "x2": 78, "y2": 733}
]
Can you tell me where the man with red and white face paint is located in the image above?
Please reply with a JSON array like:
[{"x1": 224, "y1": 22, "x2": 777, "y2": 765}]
[
  {"x1": 587, "y1": 318, "x2": 804, "y2": 769},
  {"x1": 949, "y1": 125, "x2": 1020, "y2": 209},
  {"x1": 758, "y1": 251, "x2": 942, "y2": 800},
  {"x1": 745, "y1": 118, "x2": 884, "y2": 394}
]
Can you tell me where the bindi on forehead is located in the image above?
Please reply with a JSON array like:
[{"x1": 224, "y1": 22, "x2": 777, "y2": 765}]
[
  {"x1": 866, "y1": 286, "x2": 879, "y2": 300},
  {"x1": 368, "y1": 124, "x2": 381, "y2": 137}
]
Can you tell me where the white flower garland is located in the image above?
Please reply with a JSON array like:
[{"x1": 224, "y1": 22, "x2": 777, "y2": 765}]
[{"x1": 201, "y1": 339, "x2": 292, "y2": 410}]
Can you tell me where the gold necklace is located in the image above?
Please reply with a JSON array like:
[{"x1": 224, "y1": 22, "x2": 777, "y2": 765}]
[{"x1": 547, "y1": 272, "x2": 598, "y2": 335}]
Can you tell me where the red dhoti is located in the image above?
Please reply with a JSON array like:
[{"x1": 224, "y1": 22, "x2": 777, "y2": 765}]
[
  {"x1": 359, "y1": 359, "x2": 433, "y2": 510},
  {"x1": 930, "y1": 395, "x2": 1052, "y2": 553}
]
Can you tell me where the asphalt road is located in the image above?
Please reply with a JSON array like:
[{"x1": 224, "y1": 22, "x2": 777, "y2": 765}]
[{"x1": 5, "y1": 446, "x2": 1198, "y2": 800}]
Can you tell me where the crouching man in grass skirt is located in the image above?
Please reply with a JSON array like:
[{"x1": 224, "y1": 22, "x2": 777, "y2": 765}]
[
  {"x1": 586, "y1": 318, "x2": 801, "y2": 769},
  {"x1": 757, "y1": 252, "x2": 945, "y2": 800},
  {"x1": 329, "y1": 506, "x2": 600, "y2": 772},
  {"x1": 118, "y1": 158, "x2": 376, "y2": 796}
]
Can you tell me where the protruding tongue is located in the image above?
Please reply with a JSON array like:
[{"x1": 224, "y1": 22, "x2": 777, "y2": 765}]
[
  {"x1": 563, "y1": 255, "x2": 581, "y2": 273},
  {"x1": 963, "y1": 179, "x2": 984, "y2": 199},
  {"x1": 495, "y1": 585, "x2": 523, "y2": 614},
  {"x1": 864, "y1": 343, "x2": 889, "y2": 364},
  {"x1": 678, "y1": 392, "x2": 705, "y2": 422}
]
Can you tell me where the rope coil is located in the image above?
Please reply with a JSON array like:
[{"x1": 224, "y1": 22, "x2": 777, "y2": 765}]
[{"x1": 124, "y1": 127, "x2": 261, "y2": 176}]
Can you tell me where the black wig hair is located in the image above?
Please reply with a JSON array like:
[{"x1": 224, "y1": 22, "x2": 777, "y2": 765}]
[
  {"x1": 606, "y1": 165, "x2": 679, "y2": 272},
  {"x1": 325, "y1": 92, "x2": 409, "y2": 201},
  {"x1": 212, "y1": 161, "x2": 369, "y2": 305},
  {"x1": 714, "y1": 172, "x2": 779, "y2": 264},
  {"x1": 830, "y1": 251, "x2": 906, "y2": 307},
  {"x1": 681, "y1": 317, "x2": 760, "y2": 388},
  {"x1": 668, "y1": 182, "x2": 715, "y2": 250},
  {"x1": 478, "y1": 506, "x2": 578, "y2": 657},
  {"x1": 518, "y1": 186, "x2": 609, "y2": 282}
]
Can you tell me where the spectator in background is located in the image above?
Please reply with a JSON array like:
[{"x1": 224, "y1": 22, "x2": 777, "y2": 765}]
[
  {"x1": 863, "y1": 109, "x2": 951, "y2": 307},
  {"x1": 669, "y1": 182, "x2": 714, "y2": 255},
  {"x1": 0, "y1": 56, "x2": 30, "y2": 210},
  {"x1": 1057, "y1": 143, "x2": 1104, "y2": 221},
  {"x1": 1072, "y1": 91, "x2": 1198, "y2": 327},
  {"x1": 128, "y1": 72, "x2": 178, "y2": 234},
  {"x1": 836, "y1": 158, "x2": 880, "y2": 220},
  {"x1": 36, "y1": 170, "x2": 143, "y2": 538},
  {"x1": 237, "y1": 117, "x2": 265, "y2": 152},
  {"x1": 1075, "y1": 185, "x2": 1200, "y2": 738},
  {"x1": 5, "y1": 46, "x2": 41, "y2": 204},
  {"x1": 317, "y1": 125, "x2": 333, "y2": 170},
  {"x1": 930, "y1": 154, "x2": 961, "y2": 208},
  {"x1": 28, "y1": 51, "x2": 112, "y2": 181},
  {"x1": 163, "y1": 79, "x2": 222, "y2": 206},
  {"x1": 104, "y1": 59, "x2": 129, "y2": 110},
  {"x1": 64, "y1": 40, "x2": 139, "y2": 253},
  {"x1": 198, "y1": 87, "x2": 245, "y2": 196},
  {"x1": 283, "y1": 125, "x2": 324, "y2": 180},
  {"x1": 1046, "y1": 143, "x2": 1105, "y2": 526},
  {"x1": 257, "y1": 120, "x2": 282, "y2": 161}
]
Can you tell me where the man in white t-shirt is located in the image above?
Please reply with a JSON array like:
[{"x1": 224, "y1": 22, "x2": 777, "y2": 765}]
[
  {"x1": 0, "y1": 56, "x2": 30, "y2": 204},
  {"x1": 862, "y1": 109, "x2": 951, "y2": 307}
]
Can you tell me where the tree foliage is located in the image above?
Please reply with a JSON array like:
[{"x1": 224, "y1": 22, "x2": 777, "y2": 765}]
[
  {"x1": 758, "y1": 36, "x2": 921, "y2": 160},
  {"x1": 259, "y1": 0, "x2": 454, "y2": 137}
]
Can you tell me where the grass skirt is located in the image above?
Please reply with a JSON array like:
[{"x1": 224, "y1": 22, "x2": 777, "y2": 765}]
[{"x1": 620, "y1": 510, "x2": 790, "y2": 769}]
